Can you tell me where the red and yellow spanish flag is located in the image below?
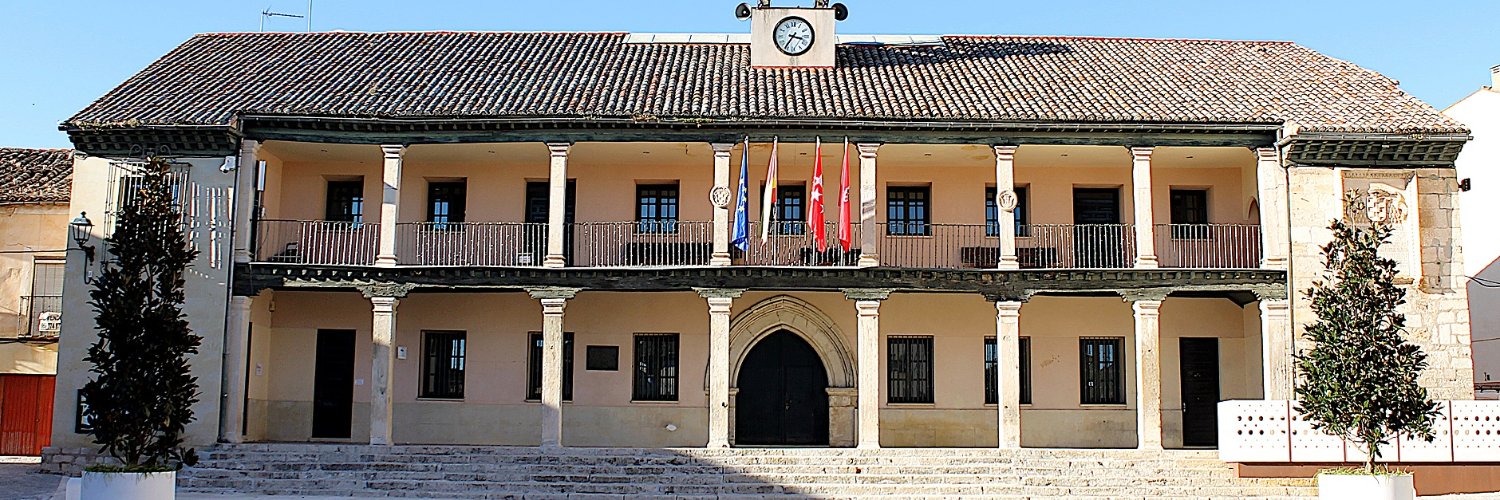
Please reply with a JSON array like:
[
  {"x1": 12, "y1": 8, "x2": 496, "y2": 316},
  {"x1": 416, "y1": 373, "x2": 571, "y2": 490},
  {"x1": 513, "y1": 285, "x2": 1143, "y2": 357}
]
[{"x1": 759, "y1": 137, "x2": 779, "y2": 241}]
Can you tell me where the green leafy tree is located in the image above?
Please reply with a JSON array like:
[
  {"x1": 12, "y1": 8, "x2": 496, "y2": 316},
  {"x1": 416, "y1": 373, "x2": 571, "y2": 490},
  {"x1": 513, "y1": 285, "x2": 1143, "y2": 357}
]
[
  {"x1": 80, "y1": 157, "x2": 201, "y2": 471},
  {"x1": 1295, "y1": 196, "x2": 1438, "y2": 473}
]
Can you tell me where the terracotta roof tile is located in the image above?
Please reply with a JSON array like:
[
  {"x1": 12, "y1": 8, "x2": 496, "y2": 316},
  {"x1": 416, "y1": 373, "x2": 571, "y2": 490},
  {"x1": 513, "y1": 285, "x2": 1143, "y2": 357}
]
[
  {"x1": 65, "y1": 32, "x2": 1464, "y2": 134},
  {"x1": 0, "y1": 148, "x2": 72, "y2": 204}
]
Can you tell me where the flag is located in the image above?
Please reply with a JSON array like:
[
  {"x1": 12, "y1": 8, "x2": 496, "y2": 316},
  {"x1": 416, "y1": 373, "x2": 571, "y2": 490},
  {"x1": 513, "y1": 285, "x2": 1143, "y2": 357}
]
[
  {"x1": 836, "y1": 137, "x2": 853, "y2": 251},
  {"x1": 759, "y1": 137, "x2": 779, "y2": 241},
  {"x1": 809, "y1": 137, "x2": 827, "y2": 252},
  {"x1": 731, "y1": 137, "x2": 751, "y2": 252}
]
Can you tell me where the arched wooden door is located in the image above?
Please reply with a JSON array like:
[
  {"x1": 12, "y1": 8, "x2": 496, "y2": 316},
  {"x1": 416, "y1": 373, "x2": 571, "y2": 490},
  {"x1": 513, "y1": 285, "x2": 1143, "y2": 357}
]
[{"x1": 735, "y1": 330, "x2": 829, "y2": 446}]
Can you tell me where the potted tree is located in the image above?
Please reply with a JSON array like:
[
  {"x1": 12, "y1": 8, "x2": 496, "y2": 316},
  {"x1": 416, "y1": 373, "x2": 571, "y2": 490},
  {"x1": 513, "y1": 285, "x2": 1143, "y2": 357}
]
[
  {"x1": 1295, "y1": 195, "x2": 1439, "y2": 500},
  {"x1": 77, "y1": 157, "x2": 201, "y2": 500}
]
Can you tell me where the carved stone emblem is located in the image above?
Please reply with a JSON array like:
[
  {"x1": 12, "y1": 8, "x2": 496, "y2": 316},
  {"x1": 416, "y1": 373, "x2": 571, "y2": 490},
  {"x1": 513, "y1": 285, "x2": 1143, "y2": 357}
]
[
  {"x1": 997, "y1": 189, "x2": 1019, "y2": 212},
  {"x1": 1344, "y1": 187, "x2": 1407, "y2": 224},
  {"x1": 709, "y1": 186, "x2": 733, "y2": 209}
]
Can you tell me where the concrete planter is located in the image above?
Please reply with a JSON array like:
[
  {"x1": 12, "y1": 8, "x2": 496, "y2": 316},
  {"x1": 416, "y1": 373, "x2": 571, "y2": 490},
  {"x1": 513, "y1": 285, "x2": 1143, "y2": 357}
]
[
  {"x1": 80, "y1": 470, "x2": 175, "y2": 500},
  {"x1": 1316, "y1": 472, "x2": 1414, "y2": 500}
]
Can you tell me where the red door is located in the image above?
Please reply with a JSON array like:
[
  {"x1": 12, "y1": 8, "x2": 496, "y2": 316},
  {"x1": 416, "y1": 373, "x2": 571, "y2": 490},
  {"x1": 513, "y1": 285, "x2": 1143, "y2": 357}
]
[{"x1": 0, "y1": 374, "x2": 55, "y2": 456}]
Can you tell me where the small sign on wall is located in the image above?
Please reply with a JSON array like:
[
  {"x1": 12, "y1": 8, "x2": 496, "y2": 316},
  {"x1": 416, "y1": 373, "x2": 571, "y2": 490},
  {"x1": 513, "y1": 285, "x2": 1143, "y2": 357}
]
[
  {"x1": 75, "y1": 390, "x2": 93, "y2": 434},
  {"x1": 586, "y1": 345, "x2": 619, "y2": 371}
]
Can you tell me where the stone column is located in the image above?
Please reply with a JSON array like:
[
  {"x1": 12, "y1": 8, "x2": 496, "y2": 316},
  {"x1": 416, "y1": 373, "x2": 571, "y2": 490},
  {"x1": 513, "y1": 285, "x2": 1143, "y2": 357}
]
[
  {"x1": 1255, "y1": 147, "x2": 1290, "y2": 270},
  {"x1": 375, "y1": 145, "x2": 405, "y2": 268},
  {"x1": 993, "y1": 146, "x2": 1020, "y2": 270},
  {"x1": 530, "y1": 287, "x2": 578, "y2": 447},
  {"x1": 1259, "y1": 297, "x2": 1293, "y2": 400},
  {"x1": 1130, "y1": 147, "x2": 1158, "y2": 269},
  {"x1": 845, "y1": 288, "x2": 891, "y2": 448},
  {"x1": 544, "y1": 143, "x2": 572, "y2": 268},
  {"x1": 825, "y1": 387, "x2": 858, "y2": 447},
  {"x1": 697, "y1": 287, "x2": 744, "y2": 447},
  {"x1": 233, "y1": 140, "x2": 260, "y2": 265},
  {"x1": 710, "y1": 143, "x2": 735, "y2": 266},
  {"x1": 1128, "y1": 293, "x2": 1165, "y2": 450},
  {"x1": 994, "y1": 300, "x2": 1023, "y2": 448},
  {"x1": 362, "y1": 283, "x2": 412, "y2": 445},
  {"x1": 218, "y1": 296, "x2": 252, "y2": 443},
  {"x1": 857, "y1": 144, "x2": 881, "y2": 268}
]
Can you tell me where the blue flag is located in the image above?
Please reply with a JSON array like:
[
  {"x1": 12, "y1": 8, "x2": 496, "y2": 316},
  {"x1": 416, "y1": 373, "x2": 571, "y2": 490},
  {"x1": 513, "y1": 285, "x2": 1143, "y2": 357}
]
[{"x1": 731, "y1": 137, "x2": 751, "y2": 252}]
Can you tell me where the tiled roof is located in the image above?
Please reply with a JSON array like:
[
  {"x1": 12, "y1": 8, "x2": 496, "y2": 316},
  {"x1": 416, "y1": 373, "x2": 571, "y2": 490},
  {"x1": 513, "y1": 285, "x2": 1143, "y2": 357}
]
[
  {"x1": 65, "y1": 32, "x2": 1464, "y2": 135},
  {"x1": 0, "y1": 148, "x2": 72, "y2": 204}
]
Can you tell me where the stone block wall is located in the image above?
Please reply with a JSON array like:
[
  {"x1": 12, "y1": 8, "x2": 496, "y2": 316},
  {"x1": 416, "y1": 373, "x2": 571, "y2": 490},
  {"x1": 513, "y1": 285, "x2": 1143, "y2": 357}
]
[{"x1": 1286, "y1": 166, "x2": 1475, "y2": 399}]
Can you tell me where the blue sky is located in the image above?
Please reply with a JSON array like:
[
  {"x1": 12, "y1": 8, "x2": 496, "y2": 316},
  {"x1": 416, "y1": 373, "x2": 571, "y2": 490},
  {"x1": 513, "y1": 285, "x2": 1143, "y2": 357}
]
[{"x1": 3, "y1": 1, "x2": 1497, "y2": 148}]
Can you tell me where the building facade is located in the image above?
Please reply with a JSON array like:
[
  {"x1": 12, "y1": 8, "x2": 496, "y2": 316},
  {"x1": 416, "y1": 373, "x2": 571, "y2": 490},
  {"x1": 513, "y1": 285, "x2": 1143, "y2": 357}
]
[
  {"x1": 46, "y1": 5, "x2": 1476, "y2": 458},
  {"x1": 0, "y1": 147, "x2": 71, "y2": 455},
  {"x1": 1446, "y1": 66, "x2": 1500, "y2": 398}
]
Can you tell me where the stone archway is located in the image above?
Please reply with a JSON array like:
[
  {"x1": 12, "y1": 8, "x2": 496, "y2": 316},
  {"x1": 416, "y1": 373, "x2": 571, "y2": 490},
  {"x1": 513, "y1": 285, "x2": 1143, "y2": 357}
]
[{"x1": 724, "y1": 295, "x2": 857, "y2": 447}]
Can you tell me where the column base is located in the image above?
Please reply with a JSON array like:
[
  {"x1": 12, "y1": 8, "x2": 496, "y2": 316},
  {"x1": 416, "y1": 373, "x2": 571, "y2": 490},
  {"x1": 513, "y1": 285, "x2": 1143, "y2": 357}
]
[
  {"x1": 857, "y1": 255, "x2": 880, "y2": 268},
  {"x1": 374, "y1": 256, "x2": 398, "y2": 268},
  {"x1": 1133, "y1": 257, "x2": 1159, "y2": 269},
  {"x1": 857, "y1": 442, "x2": 881, "y2": 449},
  {"x1": 709, "y1": 254, "x2": 732, "y2": 266},
  {"x1": 997, "y1": 256, "x2": 1020, "y2": 270},
  {"x1": 543, "y1": 255, "x2": 567, "y2": 268},
  {"x1": 1260, "y1": 257, "x2": 1289, "y2": 270},
  {"x1": 706, "y1": 440, "x2": 730, "y2": 449}
]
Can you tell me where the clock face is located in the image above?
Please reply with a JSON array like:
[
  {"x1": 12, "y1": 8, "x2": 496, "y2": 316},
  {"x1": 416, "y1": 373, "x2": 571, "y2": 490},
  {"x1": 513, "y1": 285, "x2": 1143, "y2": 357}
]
[{"x1": 773, "y1": 17, "x2": 814, "y2": 56}]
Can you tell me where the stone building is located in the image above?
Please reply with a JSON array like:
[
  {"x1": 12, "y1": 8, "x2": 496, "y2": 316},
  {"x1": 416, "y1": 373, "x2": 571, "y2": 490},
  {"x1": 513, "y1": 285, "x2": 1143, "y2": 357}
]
[
  {"x1": 1446, "y1": 65, "x2": 1500, "y2": 398},
  {"x1": 45, "y1": 4, "x2": 1475, "y2": 463},
  {"x1": 0, "y1": 147, "x2": 70, "y2": 455}
]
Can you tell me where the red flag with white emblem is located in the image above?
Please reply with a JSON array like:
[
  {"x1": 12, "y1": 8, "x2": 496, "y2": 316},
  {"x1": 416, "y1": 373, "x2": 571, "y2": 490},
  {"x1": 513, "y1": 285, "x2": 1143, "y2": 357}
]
[
  {"x1": 809, "y1": 137, "x2": 826, "y2": 252},
  {"x1": 836, "y1": 137, "x2": 852, "y2": 252}
]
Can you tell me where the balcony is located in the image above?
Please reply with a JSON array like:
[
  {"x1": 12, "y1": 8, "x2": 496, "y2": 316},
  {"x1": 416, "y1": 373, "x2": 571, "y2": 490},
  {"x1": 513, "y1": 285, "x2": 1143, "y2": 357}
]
[
  {"x1": 252, "y1": 219, "x2": 1261, "y2": 270},
  {"x1": 18, "y1": 295, "x2": 62, "y2": 339}
]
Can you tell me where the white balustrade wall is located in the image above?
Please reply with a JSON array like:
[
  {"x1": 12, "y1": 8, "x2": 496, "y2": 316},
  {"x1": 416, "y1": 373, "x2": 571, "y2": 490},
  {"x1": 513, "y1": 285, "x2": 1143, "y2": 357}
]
[{"x1": 1219, "y1": 400, "x2": 1499, "y2": 463}]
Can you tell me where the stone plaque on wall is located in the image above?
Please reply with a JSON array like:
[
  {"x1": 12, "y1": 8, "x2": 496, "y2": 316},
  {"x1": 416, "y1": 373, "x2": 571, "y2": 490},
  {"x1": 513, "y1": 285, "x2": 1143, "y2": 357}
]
[{"x1": 1341, "y1": 170, "x2": 1418, "y2": 278}]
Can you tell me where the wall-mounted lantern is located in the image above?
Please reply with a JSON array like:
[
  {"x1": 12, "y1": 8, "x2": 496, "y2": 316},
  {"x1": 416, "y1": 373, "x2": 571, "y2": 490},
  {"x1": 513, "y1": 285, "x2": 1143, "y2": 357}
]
[{"x1": 69, "y1": 212, "x2": 95, "y2": 281}]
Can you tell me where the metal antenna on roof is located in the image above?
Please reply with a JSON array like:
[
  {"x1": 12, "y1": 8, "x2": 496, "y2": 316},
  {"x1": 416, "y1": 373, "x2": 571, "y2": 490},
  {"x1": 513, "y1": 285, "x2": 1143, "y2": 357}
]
[{"x1": 260, "y1": 6, "x2": 306, "y2": 32}]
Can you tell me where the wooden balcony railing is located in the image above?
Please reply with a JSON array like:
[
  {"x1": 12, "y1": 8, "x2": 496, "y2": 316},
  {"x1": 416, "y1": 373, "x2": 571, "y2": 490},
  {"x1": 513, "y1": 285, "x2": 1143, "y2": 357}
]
[
  {"x1": 1155, "y1": 224, "x2": 1263, "y2": 269},
  {"x1": 18, "y1": 295, "x2": 62, "y2": 339}
]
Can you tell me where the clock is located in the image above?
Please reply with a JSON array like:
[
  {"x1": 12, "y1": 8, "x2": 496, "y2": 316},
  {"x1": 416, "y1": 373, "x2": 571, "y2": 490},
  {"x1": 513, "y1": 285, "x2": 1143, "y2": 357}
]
[{"x1": 773, "y1": 16, "x2": 814, "y2": 56}]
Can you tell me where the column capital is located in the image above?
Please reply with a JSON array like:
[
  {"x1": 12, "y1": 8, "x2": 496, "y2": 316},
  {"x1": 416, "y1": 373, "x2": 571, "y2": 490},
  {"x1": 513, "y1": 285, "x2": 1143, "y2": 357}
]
[
  {"x1": 238, "y1": 139, "x2": 262, "y2": 157},
  {"x1": 710, "y1": 142, "x2": 736, "y2": 154},
  {"x1": 359, "y1": 282, "x2": 415, "y2": 299},
  {"x1": 380, "y1": 144, "x2": 406, "y2": 159},
  {"x1": 992, "y1": 145, "x2": 1019, "y2": 160},
  {"x1": 995, "y1": 300, "x2": 1023, "y2": 316},
  {"x1": 856, "y1": 142, "x2": 881, "y2": 158},
  {"x1": 843, "y1": 288, "x2": 893, "y2": 301},
  {"x1": 370, "y1": 296, "x2": 399, "y2": 313},
  {"x1": 546, "y1": 142, "x2": 572, "y2": 157},
  {"x1": 1259, "y1": 297, "x2": 1291, "y2": 314},
  {"x1": 1250, "y1": 284, "x2": 1289, "y2": 302},
  {"x1": 1121, "y1": 289, "x2": 1169, "y2": 304},
  {"x1": 1254, "y1": 146, "x2": 1280, "y2": 162},
  {"x1": 527, "y1": 287, "x2": 580, "y2": 301},
  {"x1": 695, "y1": 287, "x2": 746, "y2": 300},
  {"x1": 1129, "y1": 146, "x2": 1155, "y2": 160}
]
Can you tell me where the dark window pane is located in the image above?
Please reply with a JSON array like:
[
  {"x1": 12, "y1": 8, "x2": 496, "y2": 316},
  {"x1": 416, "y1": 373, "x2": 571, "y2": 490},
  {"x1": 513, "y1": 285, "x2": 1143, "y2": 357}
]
[
  {"x1": 636, "y1": 184, "x2": 680, "y2": 234},
  {"x1": 421, "y1": 331, "x2": 466, "y2": 399},
  {"x1": 1170, "y1": 189, "x2": 1210, "y2": 238},
  {"x1": 427, "y1": 181, "x2": 467, "y2": 229},
  {"x1": 633, "y1": 334, "x2": 679, "y2": 401},
  {"x1": 1019, "y1": 337, "x2": 1032, "y2": 405},
  {"x1": 1080, "y1": 337, "x2": 1125, "y2": 405},
  {"x1": 769, "y1": 185, "x2": 807, "y2": 235},
  {"x1": 887, "y1": 186, "x2": 931, "y2": 236},
  {"x1": 325, "y1": 180, "x2": 364, "y2": 223},
  {"x1": 888, "y1": 336, "x2": 934, "y2": 404},
  {"x1": 527, "y1": 332, "x2": 575, "y2": 401},
  {"x1": 984, "y1": 337, "x2": 997, "y2": 404}
]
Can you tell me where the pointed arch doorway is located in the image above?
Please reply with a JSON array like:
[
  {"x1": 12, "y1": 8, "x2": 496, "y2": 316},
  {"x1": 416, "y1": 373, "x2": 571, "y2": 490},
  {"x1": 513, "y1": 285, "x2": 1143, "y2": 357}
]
[{"x1": 735, "y1": 330, "x2": 830, "y2": 446}]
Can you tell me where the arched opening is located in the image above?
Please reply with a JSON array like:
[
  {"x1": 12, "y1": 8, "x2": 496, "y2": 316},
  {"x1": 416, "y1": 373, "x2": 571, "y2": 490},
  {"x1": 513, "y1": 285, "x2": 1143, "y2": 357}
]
[{"x1": 735, "y1": 330, "x2": 830, "y2": 446}]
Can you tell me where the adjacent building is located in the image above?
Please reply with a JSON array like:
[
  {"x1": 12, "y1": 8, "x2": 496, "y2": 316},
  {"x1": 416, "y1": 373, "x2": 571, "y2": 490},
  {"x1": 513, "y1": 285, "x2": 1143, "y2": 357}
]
[
  {"x1": 1446, "y1": 65, "x2": 1500, "y2": 399},
  {"x1": 0, "y1": 147, "x2": 71, "y2": 455},
  {"x1": 45, "y1": 4, "x2": 1476, "y2": 460}
]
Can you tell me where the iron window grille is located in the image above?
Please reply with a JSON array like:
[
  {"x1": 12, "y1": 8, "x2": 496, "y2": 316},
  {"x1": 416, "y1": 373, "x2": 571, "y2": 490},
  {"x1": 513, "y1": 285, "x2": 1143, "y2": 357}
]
[
  {"x1": 886, "y1": 186, "x2": 931, "y2": 236},
  {"x1": 104, "y1": 161, "x2": 191, "y2": 235},
  {"x1": 426, "y1": 181, "x2": 467, "y2": 230},
  {"x1": 888, "y1": 336, "x2": 934, "y2": 404},
  {"x1": 1080, "y1": 337, "x2": 1125, "y2": 405},
  {"x1": 21, "y1": 259, "x2": 64, "y2": 338},
  {"x1": 983, "y1": 336, "x2": 1032, "y2": 405},
  {"x1": 420, "y1": 331, "x2": 466, "y2": 399},
  {"x1": 632, "y1": 333, "x2": 679, "y2": 401},
  {"x1": 1169, "y1": 189, "x2": 1211, "y2": 239},
  {"x1": 986, "y1": 186, "x2": 1029, "y2": 237},
  {"x1": 636, "y1": 184, "x2": 680, "y2": 234},
  {"x1": 526, "y1": 332, "x2": 574, "y2": 401}
]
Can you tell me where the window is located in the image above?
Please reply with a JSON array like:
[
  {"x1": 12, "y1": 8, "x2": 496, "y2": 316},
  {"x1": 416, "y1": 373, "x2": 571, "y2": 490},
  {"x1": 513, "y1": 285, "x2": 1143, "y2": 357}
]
[
  {"x1": 983, "y1": 336, "x2": 1032, "y2": 405},
  {"x1": 527, "y1": 332, "x2": 574, "y2": 401},
  {"x1": 985, "y1": 186, "x2": 1029, "y2": 237},
  {"x1": 585, "y1": 345, "x2": 619, "y2": 371},
  {"x1": 765, "y1": 184, "x2": 807, "y2": 235},
  {"x1": 1170, "y1": 189, "x2": 1209, "y2": 239},
  {"x1": 632, "y1": 334, "x2": 679, "y2": 401},
  {"x1": 427, "y1": 181, "x2": 467, "y2": 229},
  {"x1": 1080, "y1": 337, "x2": 1125, "y2": 405},
  {"x1": 325, "y1": 180, "x2": 365, "y2": 223},
  {"x1": 24, "y1": 259, "x2": 64, "y2": 337},
  {"x1": 887, "y1": 186, "x2": 931, "y2": 236},
  {"x1": 888, "y1": 336, "x2": 934, "y2": 404},
  {"x1": 108, "y1": 164, "x2": 189, "y2": 232},
  {"x1": 636, "y1": 184, "x2": 679, "y2": 234},
  {"x1": 421, "y1": 331, "x2": 466, "y2": 399}
]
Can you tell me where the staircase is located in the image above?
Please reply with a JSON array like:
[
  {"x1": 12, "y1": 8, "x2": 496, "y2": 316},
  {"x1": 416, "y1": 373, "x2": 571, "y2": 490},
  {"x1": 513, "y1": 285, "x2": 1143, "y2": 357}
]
[{"x1": 181, "y1": 444, "x2": 1317, "y2": 498}]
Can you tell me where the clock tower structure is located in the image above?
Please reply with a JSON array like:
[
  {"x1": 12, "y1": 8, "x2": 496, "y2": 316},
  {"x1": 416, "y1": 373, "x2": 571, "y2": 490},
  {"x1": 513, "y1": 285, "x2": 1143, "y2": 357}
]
[{"x1": 749, "y1": 2, "x2": 840, "y2": 68}]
